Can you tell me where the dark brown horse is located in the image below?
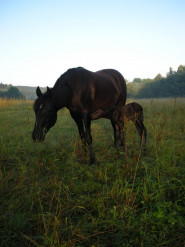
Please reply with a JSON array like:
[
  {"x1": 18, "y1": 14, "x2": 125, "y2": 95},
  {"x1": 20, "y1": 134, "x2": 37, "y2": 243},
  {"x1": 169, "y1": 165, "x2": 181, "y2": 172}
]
[
  {"x1": 113, "y1": 102, "x2": 147, "y2": 150},
  {"x1": 32, "y1": 67, "x2": 127, "y2": 164}
]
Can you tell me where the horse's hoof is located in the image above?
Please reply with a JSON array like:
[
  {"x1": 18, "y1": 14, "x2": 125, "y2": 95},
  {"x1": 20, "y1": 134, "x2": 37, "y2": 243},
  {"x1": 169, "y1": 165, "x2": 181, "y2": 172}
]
[{"x1": 89, "y1": 157, "x2": 96, "y2": 165}]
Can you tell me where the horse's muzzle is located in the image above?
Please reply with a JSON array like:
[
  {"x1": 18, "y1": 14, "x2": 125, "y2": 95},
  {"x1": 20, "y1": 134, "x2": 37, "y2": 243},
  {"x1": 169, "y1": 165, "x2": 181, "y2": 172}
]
[{"x1": 32, "y1": 124, "x2": 46, "y2": 142}]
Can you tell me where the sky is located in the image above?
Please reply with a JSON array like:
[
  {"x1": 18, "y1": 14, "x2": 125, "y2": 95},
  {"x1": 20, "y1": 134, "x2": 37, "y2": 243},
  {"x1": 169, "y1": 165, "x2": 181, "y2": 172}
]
[{"x1": 0, "y1": 0, "x2": 185, "y2": 87}]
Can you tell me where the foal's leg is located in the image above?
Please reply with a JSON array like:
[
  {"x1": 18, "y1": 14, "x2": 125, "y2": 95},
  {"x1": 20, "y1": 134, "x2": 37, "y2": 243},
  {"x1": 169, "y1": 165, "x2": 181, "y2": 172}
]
[
  {"x1": 119, "y1": 121, "x2": 126, "y2": 151},
  {"x1": 83, "y1": 113, "x2": 95, "y2": 164},
  {"x1": 135, "y1": 120, "x2": 147, "y2": 149},
  {"x1": 141, "y1": 122, "x2": 147, "y2": 149}
]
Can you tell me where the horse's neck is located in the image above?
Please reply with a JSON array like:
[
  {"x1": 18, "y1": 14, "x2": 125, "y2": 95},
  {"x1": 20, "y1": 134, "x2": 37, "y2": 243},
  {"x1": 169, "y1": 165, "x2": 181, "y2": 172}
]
[{"x1": 52, "y1": 83, "x2": 70, "y2": 110}]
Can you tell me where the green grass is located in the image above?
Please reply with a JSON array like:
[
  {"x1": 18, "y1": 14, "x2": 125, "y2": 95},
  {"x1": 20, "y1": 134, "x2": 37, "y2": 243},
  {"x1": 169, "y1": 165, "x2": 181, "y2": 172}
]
[{"x1": 0, "y1": 98, "x2": 185, "y2": 247}]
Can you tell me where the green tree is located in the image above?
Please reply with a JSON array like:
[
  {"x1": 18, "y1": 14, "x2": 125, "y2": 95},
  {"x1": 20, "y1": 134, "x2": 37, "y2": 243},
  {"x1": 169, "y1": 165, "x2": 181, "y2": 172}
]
[
  {"x1": 154, "y1": 73, "x2": 163, "y2": 81},
  {"x1": 166, "y1": 67, "x2": 175, "y2": 77},
  {"x1": 0, "y1": 84, "x2": 23, "y2": 98},
  {"x1": 177, "y1": 65, "x2": 185, "y2": 74},
  {"x1": 127, "y1": 65, "x2": 185, "y2": 98},
  {"x1": 5, "y1": 86, "x2": 23, "y2": 99},
  {"x1": 133, "y1": 78, "x2": 142, "y2": 83}
]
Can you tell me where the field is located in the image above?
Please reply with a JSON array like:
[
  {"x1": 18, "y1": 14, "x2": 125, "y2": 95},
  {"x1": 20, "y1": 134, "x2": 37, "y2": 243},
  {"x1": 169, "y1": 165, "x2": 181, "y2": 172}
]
[{"x1": 0, "y1": 98, "x2": 185, "y2": 247}]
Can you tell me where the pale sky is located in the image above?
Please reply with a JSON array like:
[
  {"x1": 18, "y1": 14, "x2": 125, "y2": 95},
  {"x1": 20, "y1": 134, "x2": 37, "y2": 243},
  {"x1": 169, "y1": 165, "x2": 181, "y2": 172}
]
[{"x1": 0, "y1": 0, "x2": 185, "y2": 87}]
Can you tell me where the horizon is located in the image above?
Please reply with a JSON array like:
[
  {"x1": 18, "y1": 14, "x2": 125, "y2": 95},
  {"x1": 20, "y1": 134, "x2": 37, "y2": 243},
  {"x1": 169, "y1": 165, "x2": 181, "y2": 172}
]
[
  {"x1": 0, "y1": 64, "x2": 183, "y2": 88},
  {"x1": 1, "y1": 0, "x2": 185, "y2": 87}
]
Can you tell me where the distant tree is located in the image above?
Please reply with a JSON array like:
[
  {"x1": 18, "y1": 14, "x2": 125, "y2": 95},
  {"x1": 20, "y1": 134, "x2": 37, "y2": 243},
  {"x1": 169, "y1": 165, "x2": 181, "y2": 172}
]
[
  {"x1": 0, "y1": 83, "x2": 8, "y2": 89},
  {"x1": 142, "y1": 78, "x2": 153, "y2": 84},
  {"x1": 0, "y1": 91, "x2": 6, "y2": 97},
  {"x1": 127, "y1": 65, "x2": 185, "y2": 98},
  {"x1": 0, "y1": 86, "x2": 23, "y2": 99},
  {"x1": 154, "y1": 73, "x2": 163, "y2": 81},
  {"x1": 166, "y1": 67, "x2": 175, "y2": 77},
  {"x1": 133, "y1": 78, "x2": 142, "y2": 83},
  {"x1": 6, "y1": 86, "x2": 23, "y2": 99},
  {"x1": 177, "y1": 65, "x2": 185, "y2": 74}
]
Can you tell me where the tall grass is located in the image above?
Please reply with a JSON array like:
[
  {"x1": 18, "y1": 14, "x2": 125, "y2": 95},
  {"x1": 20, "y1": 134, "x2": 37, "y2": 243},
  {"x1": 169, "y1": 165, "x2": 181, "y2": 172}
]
[
  {"x1": 0, "y1": 98, "x2": 185, "y2": 247},
  {"x1": 0, "y1": 98, "x2": 22, "y2": 107}
]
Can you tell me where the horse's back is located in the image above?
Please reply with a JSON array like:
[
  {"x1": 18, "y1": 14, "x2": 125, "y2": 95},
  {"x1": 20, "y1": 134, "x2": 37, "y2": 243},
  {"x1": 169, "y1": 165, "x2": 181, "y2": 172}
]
[
  {"x1": 54, "y1": 67, "x2": 126, "y2": 117},
  {"x1": 56, "y1": 67, "x2": 126, "y2": 97},
  {"x1": 95, "y1": 69, "x2": 126, "y2": 106}
]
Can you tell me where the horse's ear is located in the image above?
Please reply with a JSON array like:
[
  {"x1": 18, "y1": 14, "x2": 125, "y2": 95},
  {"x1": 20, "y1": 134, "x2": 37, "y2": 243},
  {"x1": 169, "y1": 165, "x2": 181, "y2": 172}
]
[
  {"x1": 36, "y1": 86, "x2": 42, "y2": 97},
  {"x1": 47, "y1": 86, "x2": 52, "y2": 97}
]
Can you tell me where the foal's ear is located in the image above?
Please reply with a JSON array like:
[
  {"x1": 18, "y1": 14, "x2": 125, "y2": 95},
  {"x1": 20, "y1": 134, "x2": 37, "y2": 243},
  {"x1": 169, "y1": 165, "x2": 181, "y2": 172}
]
[
  {"x1": 47, "y1": 86, "x2": 52, "y2": 97},
  {"x1": 36, "y1": 86, "x2": 42, "y2": 97}
]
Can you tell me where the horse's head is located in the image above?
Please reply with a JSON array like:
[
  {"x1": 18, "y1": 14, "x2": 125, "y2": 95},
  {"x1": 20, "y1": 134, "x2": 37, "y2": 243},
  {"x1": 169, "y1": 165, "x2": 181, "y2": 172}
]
[{"x1": 32, "y1": 86, "x2": 57, "y2": 142}]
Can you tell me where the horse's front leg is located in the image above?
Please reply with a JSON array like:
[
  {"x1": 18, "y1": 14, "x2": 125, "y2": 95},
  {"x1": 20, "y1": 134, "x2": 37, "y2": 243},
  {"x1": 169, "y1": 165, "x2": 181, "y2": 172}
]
[
  {"x1": 70, "y1": 111, "x2": 86, "y2": 145},
  {"x1": 83, "y1": 113, "x2": 95, "y2": 165},
  {"x1": 119, "y1": 122, "x2": 125, "y2": 150}
]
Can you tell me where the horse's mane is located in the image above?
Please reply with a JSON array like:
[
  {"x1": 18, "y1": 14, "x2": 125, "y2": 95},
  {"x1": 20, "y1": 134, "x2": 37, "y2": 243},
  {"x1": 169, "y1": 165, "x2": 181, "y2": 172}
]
[{"x1": 54, "y1": 67, "x2": 84, "y2": 87}]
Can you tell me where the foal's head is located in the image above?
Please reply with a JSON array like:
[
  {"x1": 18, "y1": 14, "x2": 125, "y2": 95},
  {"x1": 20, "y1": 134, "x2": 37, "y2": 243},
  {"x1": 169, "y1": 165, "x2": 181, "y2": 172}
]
[{"x1": 32, "y1": 86, "x2": 57, "y2": 142}]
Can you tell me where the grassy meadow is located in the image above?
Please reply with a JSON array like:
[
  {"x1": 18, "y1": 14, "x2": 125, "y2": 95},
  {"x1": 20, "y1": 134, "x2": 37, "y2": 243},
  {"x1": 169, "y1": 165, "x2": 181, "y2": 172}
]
[{"x1": 0, "y1": 98, "x2": 184, "y2": 247}]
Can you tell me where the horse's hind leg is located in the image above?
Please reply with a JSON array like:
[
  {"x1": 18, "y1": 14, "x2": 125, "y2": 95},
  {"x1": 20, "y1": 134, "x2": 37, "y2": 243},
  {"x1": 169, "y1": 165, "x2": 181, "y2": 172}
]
[
  {"x1": 83, "y1": 113, "x2": 96, "y2": 164},
  {"x1": 135, "y1": 120, "x2": 147, "y2": 150},
  {"x1": 111, "y1": 120, "x2": 118, "y2": 147}
]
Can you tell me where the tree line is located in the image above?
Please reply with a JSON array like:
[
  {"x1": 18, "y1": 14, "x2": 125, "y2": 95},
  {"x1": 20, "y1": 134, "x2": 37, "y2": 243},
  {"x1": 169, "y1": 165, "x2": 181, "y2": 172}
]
[
  {"x1": 127, "y1": 65, "x2": 185, "y2": 98},
  {"x1": 0, "y1": 84, "x2": 23, "y2": 99},
  {"x1": 1, "y1": 65, "x2": 185, "y2": 99}
]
